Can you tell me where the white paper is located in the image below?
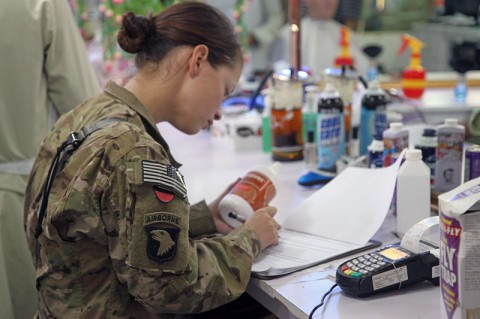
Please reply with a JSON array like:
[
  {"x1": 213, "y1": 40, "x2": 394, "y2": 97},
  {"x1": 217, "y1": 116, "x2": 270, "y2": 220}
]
[
  {"x1": 283, "y1": 151, "x2": 405, "y2": 246},
  {"x1": 252, "y1": 151, "x2": 405, "y2": 276},
  {"x1": 400, "y1": 216, "x2": 439, "y2": 254},
  {"x1": 252, "y1": 229, "x2": 361, "y2": 275}
]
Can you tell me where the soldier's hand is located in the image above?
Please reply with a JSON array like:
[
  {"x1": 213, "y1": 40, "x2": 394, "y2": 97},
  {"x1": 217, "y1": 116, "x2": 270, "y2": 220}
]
[
  {"x1": 244, "y1": 206, "x2": 280, "y2": 251},
  {"x1": 208, "y1": 178, "x2": 241, "y2": 235}
]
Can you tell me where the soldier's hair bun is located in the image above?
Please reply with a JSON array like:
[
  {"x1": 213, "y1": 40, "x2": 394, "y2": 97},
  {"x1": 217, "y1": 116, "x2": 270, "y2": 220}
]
[{"x1": 117, "y1": 12, "x2": 155, "y2": 54}]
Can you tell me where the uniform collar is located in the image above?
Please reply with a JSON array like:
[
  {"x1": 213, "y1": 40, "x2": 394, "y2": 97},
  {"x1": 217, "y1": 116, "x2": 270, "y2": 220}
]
[{"x1": 103, "y1": 81, "x2": 182, "y2": 168}]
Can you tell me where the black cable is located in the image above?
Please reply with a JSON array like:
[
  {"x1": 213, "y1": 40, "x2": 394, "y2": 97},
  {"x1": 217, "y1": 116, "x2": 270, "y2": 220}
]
[
  {"x1": 308, "y1": 283, "x2": 338, "y2": 319},
  {"x1": 249, "y1": 69, "x2": 274, "y2": 111}
]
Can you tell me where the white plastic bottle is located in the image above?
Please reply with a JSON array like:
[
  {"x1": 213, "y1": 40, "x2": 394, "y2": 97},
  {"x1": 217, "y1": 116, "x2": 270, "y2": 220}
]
[
  {"x1": 382, "y1": 122, "x2": 409, "y2": 167},
  {"x1": 434, "y1": 118, "x2": 465, "y2": 193},
  {"x1": 396, "y1": 149, "x2": 431, "y2": 237},
  {"x1": 219, "y1": 162, "x2": 280, "y2": 227}
]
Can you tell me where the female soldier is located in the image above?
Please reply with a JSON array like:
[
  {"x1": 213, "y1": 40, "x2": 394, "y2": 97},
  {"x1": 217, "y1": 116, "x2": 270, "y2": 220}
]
[{"x1": 24, "y1": 2, "x2": 279, "y2": 318}]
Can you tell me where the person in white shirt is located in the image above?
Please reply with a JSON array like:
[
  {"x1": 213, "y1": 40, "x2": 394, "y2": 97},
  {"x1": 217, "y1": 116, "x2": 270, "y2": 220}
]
[
  {"x1": 0, "y1": 1, "x2": 100, "y2": 318},
  {"x1": 208, "y1": 0, "x2": 285, "y2": 77},
  {"x1": 271, "y1": 0, "x2": 369, "y2": 78}
]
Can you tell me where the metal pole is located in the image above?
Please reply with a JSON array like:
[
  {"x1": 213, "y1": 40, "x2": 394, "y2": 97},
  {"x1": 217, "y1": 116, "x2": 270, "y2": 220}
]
[{"x1": 288, "y1": 0, "x2": 301, "y2": 79}]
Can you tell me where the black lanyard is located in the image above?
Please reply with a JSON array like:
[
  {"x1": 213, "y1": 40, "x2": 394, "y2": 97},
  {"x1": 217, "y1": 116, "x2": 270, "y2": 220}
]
[{"x1": 34, "y1": 118, "x2": 126, "y2": 270}]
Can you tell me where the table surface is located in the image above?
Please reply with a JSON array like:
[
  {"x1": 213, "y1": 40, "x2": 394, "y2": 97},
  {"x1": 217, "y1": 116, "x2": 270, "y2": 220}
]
[
  {"x1": 157, "y1": 123, "x2": 442, "y2": 319},
  {"x1": 386, "y1": 87, "x2": 480, "y2": 125}
]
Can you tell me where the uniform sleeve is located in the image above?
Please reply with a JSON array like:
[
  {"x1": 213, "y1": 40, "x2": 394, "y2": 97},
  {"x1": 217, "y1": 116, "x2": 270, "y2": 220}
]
[
  {"x1": 103, "y1": 147, "x2": 261, "y2": 314},
  {"x1": 188, "y1": 200, "x2": 217, "y2": 238},
  {"x1": 43, "y1": 0, "x2": 100, "y2": 115}
]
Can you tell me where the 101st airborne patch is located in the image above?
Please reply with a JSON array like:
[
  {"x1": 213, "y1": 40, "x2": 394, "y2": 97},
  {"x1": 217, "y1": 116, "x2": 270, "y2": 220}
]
[{"x1": 144, "y1": 212, "x2": 181, "y2": 263}]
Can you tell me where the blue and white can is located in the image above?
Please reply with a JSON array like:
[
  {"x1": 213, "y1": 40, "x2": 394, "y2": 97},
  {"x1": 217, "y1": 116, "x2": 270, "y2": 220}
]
[{"x1": 317, "y1": 82, "x2": 345, "y2": 172}]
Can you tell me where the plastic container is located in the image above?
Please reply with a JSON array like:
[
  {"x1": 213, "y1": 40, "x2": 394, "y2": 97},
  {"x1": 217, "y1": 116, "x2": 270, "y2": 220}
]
[
  {"x1": 434, "y1": 119, "x2": 465, "y2": 193},
  {"x1": 270, "y1": 72, "x2": 304, "y2": 161},
  {"x1": 359, "y1": 79, "x2": 388, "y2": 155},
  {"x1": 414, "y1": 128, "x2": 437, "y2": 186},
  {"x1": 317, "y1": 82, "x2": 345, "y2": 172},
  {"x1": 397, "y1": 34, "x2": 426, "y2": 99},
  {"x1": 396, "y1": 149, "x2": 431, "y2": 237},
  {"x1": 382, "y1": 122, "x2": 409, "y2": 167},
  {"x1": 219, "y1": 162, "x2": 280, "y2": 228}
]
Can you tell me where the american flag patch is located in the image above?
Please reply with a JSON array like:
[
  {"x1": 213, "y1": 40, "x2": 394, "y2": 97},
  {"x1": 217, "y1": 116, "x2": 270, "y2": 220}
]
[{"x1": 141, "y1": 160, "x2": 187, "y2": 200}]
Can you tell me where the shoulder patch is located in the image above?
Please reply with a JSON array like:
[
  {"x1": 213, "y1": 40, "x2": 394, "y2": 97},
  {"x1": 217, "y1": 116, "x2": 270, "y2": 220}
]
[
  {"x1": 141, "y1": 160, "x2": 188, "y2": 201},
  {"x1": 154, "y1": 188, "x2": 175, "y2": 203},
  {"x1": 145, "y1": 226, "x2": 180, "y2": 263}
]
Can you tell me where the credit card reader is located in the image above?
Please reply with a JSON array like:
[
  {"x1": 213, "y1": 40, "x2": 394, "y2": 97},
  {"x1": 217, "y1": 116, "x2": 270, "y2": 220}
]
[{"x1": 336, "y1": 242, "x2": 439, "y2": 297}]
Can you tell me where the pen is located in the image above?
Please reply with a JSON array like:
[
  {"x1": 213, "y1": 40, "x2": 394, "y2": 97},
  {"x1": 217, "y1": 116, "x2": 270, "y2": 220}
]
[{"x1": 228, "y1": 211, "x2": 246, "y2": 224}]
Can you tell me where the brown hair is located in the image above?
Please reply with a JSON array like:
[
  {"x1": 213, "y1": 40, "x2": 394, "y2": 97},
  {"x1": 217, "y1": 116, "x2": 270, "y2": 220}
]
[{"x1": 117, "y1": 2, "x2": 242, "y2": 69}]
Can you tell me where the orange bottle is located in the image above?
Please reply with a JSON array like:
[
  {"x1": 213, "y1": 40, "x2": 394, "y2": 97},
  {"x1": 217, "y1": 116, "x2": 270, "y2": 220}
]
[{"x1": 397, "y1": 34, "x2": 426, "y2": 99}]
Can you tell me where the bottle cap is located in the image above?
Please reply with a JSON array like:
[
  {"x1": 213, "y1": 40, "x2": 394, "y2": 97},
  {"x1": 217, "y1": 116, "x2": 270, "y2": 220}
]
[
  {"x1": 305, "y1": 85, "x2": 320, "y2": 93},
  {"x1": 406, "y1": 149, "x2": 422, "y2": 160},
  {"x1": 321, "y1": 81, "x2": 340, "y2": 99},
  {"x1": 307, "y1": 130, "x2": 315, "y2": 143},
  {"x1": 445, "y1": 118, "x2": 458, "y2": 126},
  {"x1": 352, "y1": 126, "x2": 359, "y2": 139},
  {"x1": 368, "y1": 138, "x2": 384, "y2": 151},
  {"x1": 422, "y1": 128, "x2": 436, "y2": 137},
  {"x1": 390, "y1": 122, "x2": 403, "y2": 130},
  {"x1": 366, "y1": 79, "x2": 385, "y2": 95}
]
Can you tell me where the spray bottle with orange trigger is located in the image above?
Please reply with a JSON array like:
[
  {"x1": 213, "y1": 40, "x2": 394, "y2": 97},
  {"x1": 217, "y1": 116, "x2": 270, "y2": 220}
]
[
  {"x1": 335, "y1": 27, "x2": 354, "y2": 68},
  {"x1": 396, "y1": 34, "x2": 426, "y2": 99}
]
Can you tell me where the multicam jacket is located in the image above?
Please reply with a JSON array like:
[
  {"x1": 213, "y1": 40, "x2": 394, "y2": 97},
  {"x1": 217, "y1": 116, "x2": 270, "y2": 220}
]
[{"x1": 24, "y1": 81, "x2": 261, "y2": 318}]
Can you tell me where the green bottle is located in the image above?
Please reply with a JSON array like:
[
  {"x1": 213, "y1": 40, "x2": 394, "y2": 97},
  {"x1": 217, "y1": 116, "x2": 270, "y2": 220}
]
[{"x1": 261, "y1": 88, "x2": 272, "y2": 152}]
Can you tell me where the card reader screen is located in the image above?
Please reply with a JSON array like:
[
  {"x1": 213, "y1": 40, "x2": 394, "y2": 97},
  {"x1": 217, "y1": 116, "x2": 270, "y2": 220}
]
[{"x1": 378, "y1": 247, "x2": 408, "y2": 261}]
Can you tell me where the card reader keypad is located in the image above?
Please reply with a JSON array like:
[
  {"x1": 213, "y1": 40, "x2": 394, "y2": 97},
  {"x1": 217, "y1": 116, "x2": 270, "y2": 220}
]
[{"x1": 341, "y1": 253, "x2": 388, "y2": 277}]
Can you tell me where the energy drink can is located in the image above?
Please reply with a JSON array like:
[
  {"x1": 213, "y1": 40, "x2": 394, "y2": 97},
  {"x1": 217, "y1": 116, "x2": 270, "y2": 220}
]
[
  {"x1": 317, "y1": 82, "x2": 345, "y2": 172},
  {"x1": 359, "y1": 80, "x2": 387, "y2": 156},
  {"x1": 464, "y1": 146, "x2": 480, "y2": 182}
]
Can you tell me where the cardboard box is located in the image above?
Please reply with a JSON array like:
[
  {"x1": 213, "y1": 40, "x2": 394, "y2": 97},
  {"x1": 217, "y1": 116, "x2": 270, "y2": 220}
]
[{"x1": 438, "y1": 179, "x2": 480, "y2": 319}]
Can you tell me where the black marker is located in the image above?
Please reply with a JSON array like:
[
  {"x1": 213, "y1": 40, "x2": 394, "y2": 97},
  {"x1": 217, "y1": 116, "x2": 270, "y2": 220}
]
[{"x1": 228, "y1": 212, "x2": 246, "y2": 224}]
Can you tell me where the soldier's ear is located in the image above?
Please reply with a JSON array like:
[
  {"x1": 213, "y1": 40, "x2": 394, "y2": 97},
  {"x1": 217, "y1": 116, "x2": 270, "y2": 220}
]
[{"x1": 188, "y1": 45, "x2": 209, "y2": 77}]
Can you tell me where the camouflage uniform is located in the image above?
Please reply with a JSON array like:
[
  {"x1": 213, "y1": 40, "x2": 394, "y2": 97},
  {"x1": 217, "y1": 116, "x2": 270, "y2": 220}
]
[{"x1": 24, "y1": 81, "x2": 262, "y2": 318}]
